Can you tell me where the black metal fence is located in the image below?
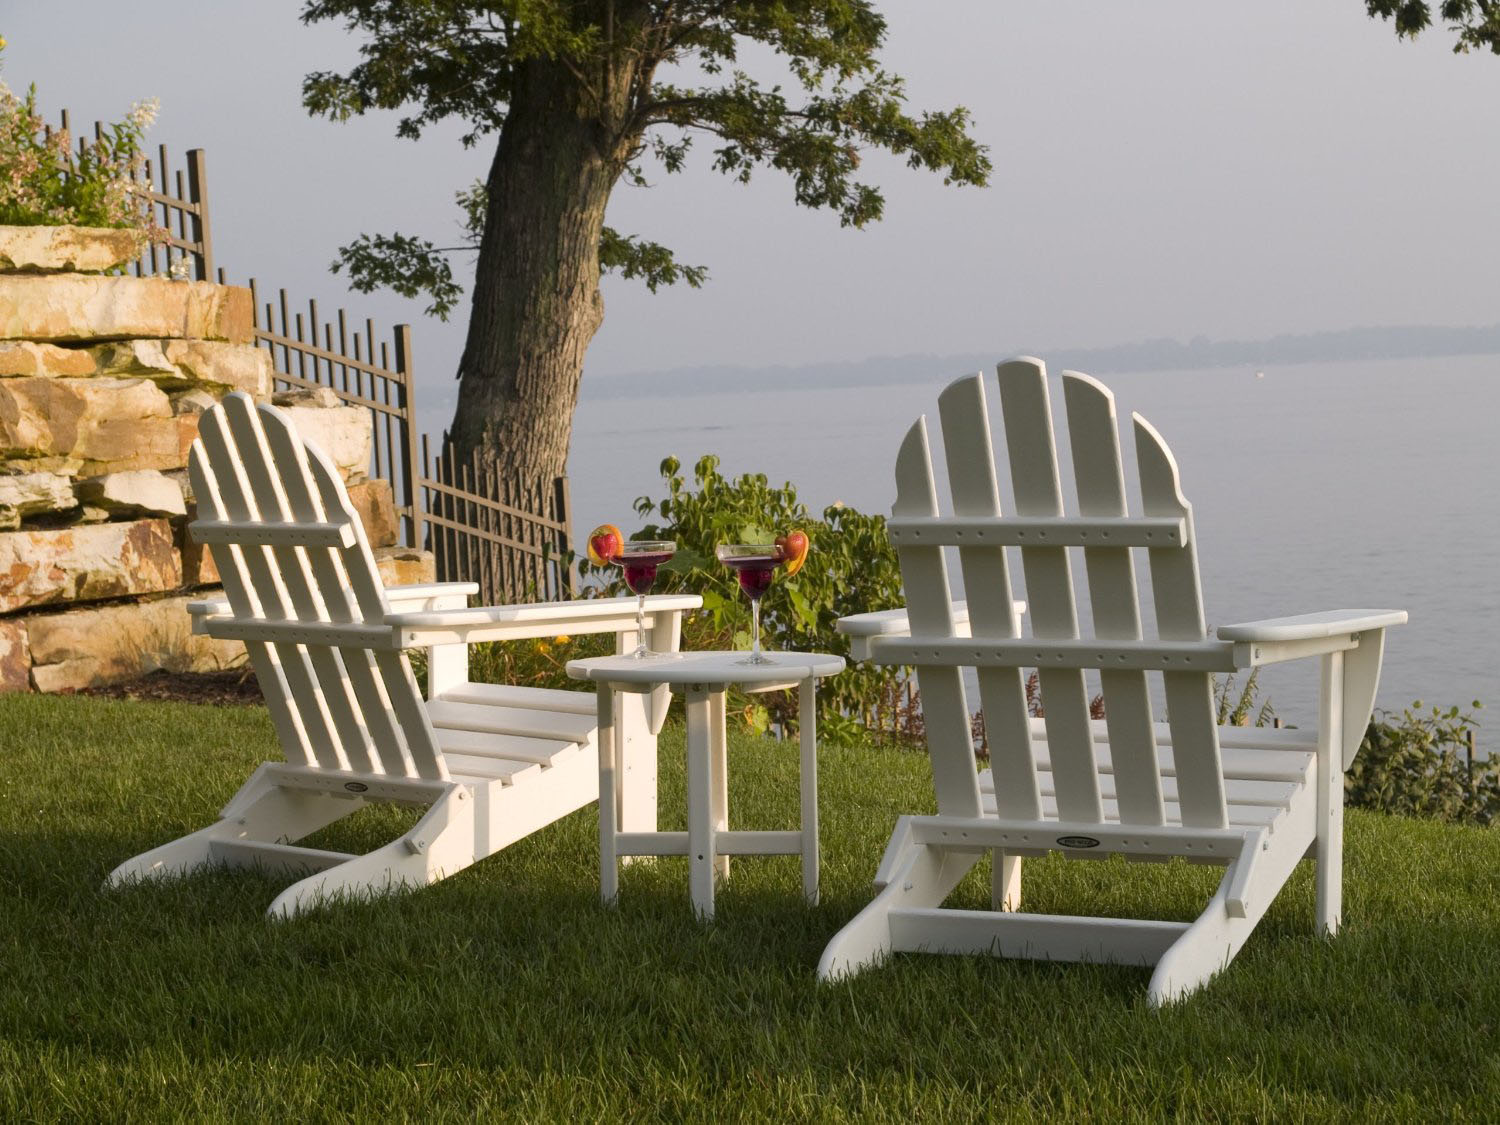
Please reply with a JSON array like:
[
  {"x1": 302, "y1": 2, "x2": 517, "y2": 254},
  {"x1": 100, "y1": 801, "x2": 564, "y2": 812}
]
[{"x1": 56, "y1": 108, "x2": 574, "y2": 600}]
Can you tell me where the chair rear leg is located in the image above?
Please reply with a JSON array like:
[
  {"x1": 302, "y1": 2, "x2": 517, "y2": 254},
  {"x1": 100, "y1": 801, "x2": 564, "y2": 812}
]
[
  {"x1": 106, "y1": 768, "x2": 355, "y2": 887},
  {"x1": 991, "y1": 851, "x2": 1022, "y2": 911}
]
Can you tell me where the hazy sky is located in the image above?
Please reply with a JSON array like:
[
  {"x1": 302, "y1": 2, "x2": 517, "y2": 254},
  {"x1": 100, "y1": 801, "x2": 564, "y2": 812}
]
[{"x1": 6, "y1": 1, "x2": 1499, "y2": 420}]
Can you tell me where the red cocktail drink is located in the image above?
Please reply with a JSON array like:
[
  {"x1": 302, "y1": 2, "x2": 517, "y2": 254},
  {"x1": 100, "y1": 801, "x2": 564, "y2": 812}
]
[
  {"x1": 715, "y1": 544, "x2": 792, "y2": 665},
  {"x1": 621, "y1": 550, "x2": 674, "y2": 596},
  {"x1": 616, "y1": 540, "x2": 676, "y2": 658},
  {"x1": 721, "y1": 552, "x2": 779, "y2": 599}
]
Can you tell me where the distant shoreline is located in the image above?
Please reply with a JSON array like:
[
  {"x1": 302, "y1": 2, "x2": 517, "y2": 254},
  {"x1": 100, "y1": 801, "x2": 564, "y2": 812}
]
[{"x1": 583, "y1": 323, "x2": 1500, "y2": 400}]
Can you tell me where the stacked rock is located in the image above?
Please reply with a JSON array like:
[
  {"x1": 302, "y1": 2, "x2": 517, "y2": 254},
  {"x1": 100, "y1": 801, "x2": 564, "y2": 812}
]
[{"x1": 0, "y1": 225, "x2": 433, "y2": 693}]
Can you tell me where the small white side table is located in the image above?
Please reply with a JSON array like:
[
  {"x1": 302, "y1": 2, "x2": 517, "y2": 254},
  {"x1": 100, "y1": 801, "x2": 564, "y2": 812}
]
[{"x1": 566, "y1": 650, "x2": 845, "y2": 919}]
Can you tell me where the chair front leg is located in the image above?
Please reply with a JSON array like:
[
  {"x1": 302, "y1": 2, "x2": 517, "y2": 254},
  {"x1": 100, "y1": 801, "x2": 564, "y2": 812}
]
[
  {"x1": 425, "y1": 640, "x2": 470, "y2": 700},
  {"x1": 1315, "y1": 649, "x2": 1346, "y2": 935}
]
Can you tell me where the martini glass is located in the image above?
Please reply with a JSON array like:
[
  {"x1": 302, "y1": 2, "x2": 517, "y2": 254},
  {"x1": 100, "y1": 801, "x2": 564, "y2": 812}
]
[
  {"x1": 716, "y1": 543, "x2": 785, "y2": 665},
  {"x1": 617, "y1": 540, "x2": 676, "y2": 658}
]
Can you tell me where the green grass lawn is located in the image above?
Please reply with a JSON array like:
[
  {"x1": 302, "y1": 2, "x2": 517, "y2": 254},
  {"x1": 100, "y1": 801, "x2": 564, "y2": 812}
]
[{"x1": 1, "y1": 693, "x2": 1497, "y2": 1121}]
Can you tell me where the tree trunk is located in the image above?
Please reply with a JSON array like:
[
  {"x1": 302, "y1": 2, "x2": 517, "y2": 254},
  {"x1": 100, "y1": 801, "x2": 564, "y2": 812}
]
[{"x1": 446, "y1": 58, "x2": 623, "y2": 483}]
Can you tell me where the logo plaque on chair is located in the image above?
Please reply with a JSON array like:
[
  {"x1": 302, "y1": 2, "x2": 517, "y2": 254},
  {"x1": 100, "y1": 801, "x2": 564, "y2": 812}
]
[{"x1": 1056, "y1": 835, "x2": 1100, "y2": 849}]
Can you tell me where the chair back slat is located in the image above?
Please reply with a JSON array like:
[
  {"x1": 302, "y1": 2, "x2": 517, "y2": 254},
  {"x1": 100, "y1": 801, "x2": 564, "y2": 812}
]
[
  {"x1": 303, "y1": 440, "x2": 447, "y2": 781},
  {"x1": 936, "y1": 375, "x2": 1039, "y2": 819},
  {"x1": 188, "y1": 445, "x2": 318, "y2": 769},
  {"x1": 253, "y1": 401, "x2": 410, "y2": 777},
  {"x1": 192, "y1": 392, "x2": 447, "y2": 782},
  {"x1": 195, "y1": 406, "x2": 347, "y2": 771},
  {"x1": 1062, "y1": 373, "x2": 1166, "y2": 826},
  {"x1": 893, "y1": 417, "x2": 981, "y2": 818},
  {"x1": 1133, "y1": 415, "x2": 1225, "y2": 827},
  {"x1": 995, "y1": 360, "x2": 1101, "y2": 822},
  {"x1": 221, "y1": 396, "x2": 384, "y2": 775}
]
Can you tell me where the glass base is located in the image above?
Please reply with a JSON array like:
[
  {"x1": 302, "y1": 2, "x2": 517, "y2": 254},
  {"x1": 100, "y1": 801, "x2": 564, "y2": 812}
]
[
  {"x1": 626, "y1": 647, "x2": 682, "y2": 660},
  {"x1": 735, "y1": 652, "x2": 777, "y2": 666}
]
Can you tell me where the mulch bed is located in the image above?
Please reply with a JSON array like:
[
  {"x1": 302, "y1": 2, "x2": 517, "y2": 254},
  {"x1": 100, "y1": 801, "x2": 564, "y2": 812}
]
[{"x1": 68, "y1": 668, "x2": 266, "y2": 707}]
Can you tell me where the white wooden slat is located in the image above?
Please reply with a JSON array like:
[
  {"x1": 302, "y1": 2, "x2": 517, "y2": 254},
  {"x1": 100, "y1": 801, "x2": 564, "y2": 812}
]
[
  {"x1": 885, "y1": 516, "x2": 1187, "y2": 548},
  {"x1": 1134, "y1": 415, "x2": 1226, "y2": 828},
  {"x1": 441, "y1": 753, "x2": 542, "y2": 785},
  {"x1": 893, "y1": 416, "x2": 981, "y2": 818},
  {"x1": 432, "y1": 726, "x2": 578, "y2": 766},
  {"x1": 187, "y1": 446, "x2": 315, "y2": 769},
  {"x1": 937, "y1": 374, "x2": 1038, "y2": 820},
  {"x1": 425, "y1": 699, "x2": 596, "y2": 745},
  {"x1": 982, "y1": 768, "x2": 1298, "y2": 809},
  {"x1": 222, "y1": 396, "x2": 387, "y2": 777},
  {"x1": 303, "y1": 437, "x2": 448, "y2": 782},
  {"x1": 1028, "y1": 743, "x2": 1314, "y2": 785},
  {"x1": 981, "y1": 792, "x2": 1286, "y2": 830},
  {"x1": 436, "y1": 682, "x2": 597, "y2": 716},
  {"x1": 1062, "y1": 372, "x2": 1164, "y2": 826},
  {"x1": 188, "y1": 520, "x2": 356, "y2": 548},
  {"x1": 1023, "y1": 716, "x2": 1318, "y2": 754},
  {"x1": 195, "y1": 405, "x2": 346, "y2": 771},
  {"x1": 256, "y1": 402, "x2": 409, "y2": 779},
  {"x1": 196, "y1": 617, "x2": 395, "y2": 648},
  {"x1": 868, "y1": 636, "x2": 1236, "y2": 671},
  {"x1": 995, "y1": 359, "x2": 1100, "y2": 822}
]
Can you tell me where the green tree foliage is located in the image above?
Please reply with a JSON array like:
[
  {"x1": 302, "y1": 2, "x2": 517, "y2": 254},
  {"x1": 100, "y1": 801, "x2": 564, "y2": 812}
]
[
  {"x1": 1366, "y1": 0, "x2": 1500, "y2": 52},
  {"x1": 303, "y1": 0, "x2": 989, "y2": 307},
  {"x1": 301, "y1": 2, "x2": 991, "y2": 479}
]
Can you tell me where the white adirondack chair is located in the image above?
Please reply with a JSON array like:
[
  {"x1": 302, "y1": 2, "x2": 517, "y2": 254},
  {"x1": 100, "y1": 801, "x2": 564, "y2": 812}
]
[
  {"x1": 819, "y1": 359, "x2": 1405, "y2": 1004},
  {"x1": 106, "y1": 391, "x2": 699, "y2": 918}
]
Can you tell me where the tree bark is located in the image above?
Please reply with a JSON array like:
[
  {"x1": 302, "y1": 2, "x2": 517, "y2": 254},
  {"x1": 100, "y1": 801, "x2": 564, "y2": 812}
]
[{"x1": 446, "y1": 57, "x2": 624, "y2": 483}]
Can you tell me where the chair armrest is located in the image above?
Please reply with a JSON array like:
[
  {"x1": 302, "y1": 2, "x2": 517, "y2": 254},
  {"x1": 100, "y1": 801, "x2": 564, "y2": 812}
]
[
  {"x1": 1217, "y1": 609, "x2": 1407, "y2": 643},
  {"x1": 186, "y1": 598, "x2": 229, "y2": 634},
  {"x1": 384, "y1": 581, "x2": 479, "y2": 613},
  {"x1": 1218, "y1": 608, "x2": 1406, "y2": 667},
  {"x1": 837, "y1": 601, "x2": 1027, "y2": 661},
  {"x1": 389, "y1": 593, "x2": 703, "y2": 647}
]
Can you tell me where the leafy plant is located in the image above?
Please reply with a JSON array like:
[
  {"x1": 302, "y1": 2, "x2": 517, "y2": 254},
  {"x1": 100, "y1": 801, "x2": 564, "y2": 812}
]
[
  {"x1": 0, "y1": 40, "x2": 166, "y2": 236},
  {"x1": 1214, "y1": 669, "x2": 1276, "y2": 727},
  {"x1": 1349, "y1": 701, "x2": 1494, "y2": 825},
  {"x1": 581, "y1": 454, "x2": 909, "y2": 738}
]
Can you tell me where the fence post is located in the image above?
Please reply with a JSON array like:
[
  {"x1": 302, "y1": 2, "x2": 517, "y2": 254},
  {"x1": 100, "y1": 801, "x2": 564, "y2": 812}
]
[
  {"x1": 553, "y1": 475, "x2": 574, "y2": 597},
  {"x1": 185, "y1": 149, "x2": 213, "y2": 281},
  {"x1": 392, "y1": 324, "x2": 422, "y2": 551}
]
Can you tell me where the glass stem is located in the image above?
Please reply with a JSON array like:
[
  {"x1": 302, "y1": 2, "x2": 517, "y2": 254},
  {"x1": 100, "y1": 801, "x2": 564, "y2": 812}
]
[
  {"x1": 751, "y1": 597, "x2": 762, "y2": 661},
  {"x1": 634, "y1": 593, "x2": 648, "y2": 657}
]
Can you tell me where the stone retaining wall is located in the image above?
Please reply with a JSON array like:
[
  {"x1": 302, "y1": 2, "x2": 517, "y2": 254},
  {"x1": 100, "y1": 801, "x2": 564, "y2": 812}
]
[{"x1": 0, "y1": 225, "x2": 434, "y2": 693}]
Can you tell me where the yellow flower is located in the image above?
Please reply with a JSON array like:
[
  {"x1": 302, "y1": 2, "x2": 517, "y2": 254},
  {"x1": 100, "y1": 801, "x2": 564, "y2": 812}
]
[
  {"x1": 0, "y1": 36, "x2": 8, "y2": 51},
  {"x1": 553, "y1": 635, "x2": 571, "y2": 645}
]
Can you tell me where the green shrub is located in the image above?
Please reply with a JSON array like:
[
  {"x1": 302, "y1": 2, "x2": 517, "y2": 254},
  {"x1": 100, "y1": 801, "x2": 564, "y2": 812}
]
[
  {"x1": 1349, "y1": 701, "x2": 1494, "y2": 825},
  {"x1": 580, "y1": 454, "x2": 910, "y2": 743}
]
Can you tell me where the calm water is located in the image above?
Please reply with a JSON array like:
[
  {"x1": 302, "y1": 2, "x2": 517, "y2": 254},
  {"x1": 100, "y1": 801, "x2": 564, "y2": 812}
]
[{"x1": 569, "y1": 355, "x2": 1499, "y2": 729}]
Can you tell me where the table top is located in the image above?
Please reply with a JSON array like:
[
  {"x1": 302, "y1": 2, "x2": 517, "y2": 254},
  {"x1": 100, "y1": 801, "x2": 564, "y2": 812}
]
[{"x1": 566, "y1": 649, "x2": 845, "y2": 689}]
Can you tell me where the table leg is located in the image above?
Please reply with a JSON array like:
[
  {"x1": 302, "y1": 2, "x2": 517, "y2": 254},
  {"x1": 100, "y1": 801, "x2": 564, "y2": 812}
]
[
  {"x1": 710, "y1": 688, "x2": 730, "y2": 882},
  {"x1": 684, "y1": 687, "x2": 717, "y2": 920},
  {"x1": 799, "y1": 676, "x2": 819, "y2": 905},
  {"x1": 597, "y1": 686, "x2": 619, "y2": 906},
  {"x1": 617, "y1": 690, "x2": 659, "y2": 867}
]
